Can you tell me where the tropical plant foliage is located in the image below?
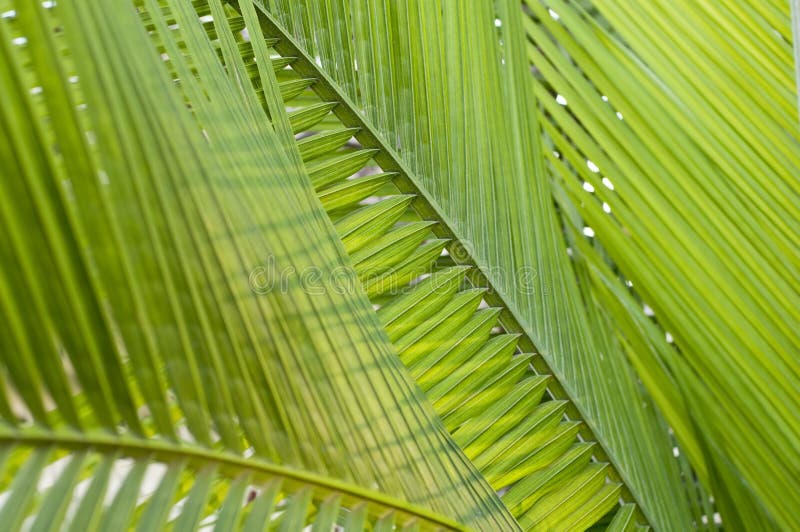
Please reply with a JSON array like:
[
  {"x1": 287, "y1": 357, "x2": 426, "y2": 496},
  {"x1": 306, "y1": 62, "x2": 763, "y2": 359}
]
[
  {"x1": 522, "y1": 2, "x2": 800, "y2": 528},
  {"x1": 0, "y1": 0, "x2": 512, "y2": 528},
  {"x1": 0, "y1": 0, "x2": 797, "y2": 530}
]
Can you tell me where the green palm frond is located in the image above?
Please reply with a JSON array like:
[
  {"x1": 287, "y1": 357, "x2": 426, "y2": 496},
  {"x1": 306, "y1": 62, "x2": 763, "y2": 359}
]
[
  {"x1": 253, "y1": 0, "x2": 689, "y2": 528},
  {"x1": 251, "y1": 15, "x2": 628, "y2": 530},
  {"x1": 524, "y1": 0, "x2": 799, "y2": 528},
  {"x1": 0, "y1": 434, "x2": 466, "y2": 530},
  {"x1": 2, "y1": 0, "x2": 797, "y2": 530},
  {"x1": 0, "y1": 0, "x2": 518, "y2": 528}
]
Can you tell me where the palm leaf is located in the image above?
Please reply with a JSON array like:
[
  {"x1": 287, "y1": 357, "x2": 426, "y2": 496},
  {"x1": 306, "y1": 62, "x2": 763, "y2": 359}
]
[
  {"x1": 0, "y1": 0, "x2": 518, "y2": 528},
  {"x1": 252, "y1": 0, "x2": 690, "y2": 528},
  {"x1": 525, "y1": 0, "x2": 799, "y2": 528},
  {"x1": 4, "y1": 0, "x2": 795, "y2": 530}
]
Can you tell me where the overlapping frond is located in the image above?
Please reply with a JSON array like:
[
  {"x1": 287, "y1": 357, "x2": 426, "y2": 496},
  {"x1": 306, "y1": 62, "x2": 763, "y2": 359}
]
[
  {"x1": 3, "y1": 0, "x2": 795, "y2": 530},
  {"x1": 0, "y1": 0, "x2": 518, "y2": 528},
  {"x1": 217, "y1": 6, "x2": 626, "y2": 527},
  {"x1": 253, "y1": 0, "x2": 691, "y2": 528},
  {"x1": 524, "y1": 0, "x2": 800, "y2": 528},
  {"x1": 0, "y1": 432, "x2": 466, "y2": 530}
]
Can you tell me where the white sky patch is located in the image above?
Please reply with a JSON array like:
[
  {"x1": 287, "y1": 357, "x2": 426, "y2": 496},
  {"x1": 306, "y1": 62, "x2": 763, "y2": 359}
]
[
  {"x1": 665, "y1": 332, "x2": 674, "y2": 343},
  {"x1": 42, "y1": 0, "x2": 56, "y2": 8},
  {"x1": 643, "y1": 304, "x2": 655, "y2": 316},
  {"x1": 30, "y1": 86, "x2": 42, "y2": 95},
  {"x1": 582, "y1": 181, "x2": 595, "y2": 193},
  {"x1": 12, "y1": 36, "x2": 27, "y2": 46},
  {"x1": 625, "y1": 279, "x2": 633, "y2": 287},
  {"x1": 602, "y1": 202, "x2": 611, "y2": 213},
  {"x1": 548, "y1": 8, "x2": 560, "y2": 20},
  {"x1": 582, "y1": 227, "x2": 595, "y2": 238},
  {"x1": 553, "y1": 150, "x2": 561, "y2": 159},
  {"x1": 494, "y1": 18, "x2": 502, "y2": 27},
  {"x1": 1, "y1": 10, "x2": 16, "y2": 18},
  {"x1": 556, "y1": 94, "x2": 568, "y2": 106},
  {"x1": 672, "y1": 447, "x2": 680, "y2": 458},
  {"x1": 601, "y1": 95, "x2": 609, "y2": 102},
  {"x1": 586, "y1": 159, "x2": 599, "y2": 173},
  {"x1": 616, "y1": 111, "x2": 624, "y2": 120},
  {"x1": 602, "y1": 177, "x2": 615, "y2": 190}
]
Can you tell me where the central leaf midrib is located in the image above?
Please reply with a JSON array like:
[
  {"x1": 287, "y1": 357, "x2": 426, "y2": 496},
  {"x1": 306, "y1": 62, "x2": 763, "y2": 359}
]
[
  {"x1": 238, "y1": 3, "x2": 651, "y2": 525},
  {"x1": 0, "y1": 426, "x2": 466, "y2": 530}
]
